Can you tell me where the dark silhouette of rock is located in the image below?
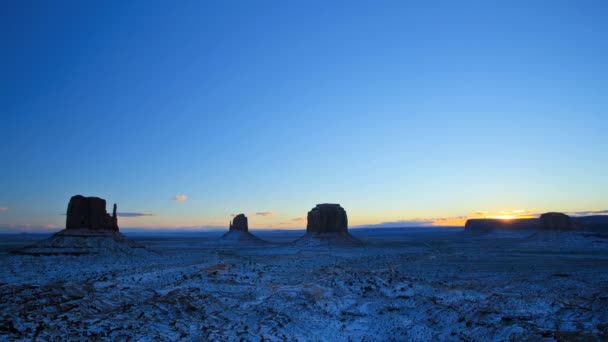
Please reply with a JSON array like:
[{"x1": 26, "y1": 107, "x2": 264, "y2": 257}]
[
  {"x1": 539, "y1": 212, "x2": 574, "y2": 230},
  {"x1": 465, "y1": 212, "x2": 582, "y2": 237},
  {"x1": 219, "y1": 213, "x2": 265, "y2": 244},
  {"x1": 574, "y1": 215, "x2": 608, "y2": 232},
  {"x1": 13, "y1": 195, "x2": 144, "y2": 256},
  {"x1": 66, "y1": 195, "x2": 118, "y2": 231},
  {"x1": 464, "y1": 218, "x2": 539, "y2": 234},
  {"x1": 306, "y1": 203, "x2": 348, "y2": 234},
  {"x1": 294, "y1": 204, "x2": 362, "y2": 246},
  {"x1": 230, "y1": 214, "x2": 249, "y2": 232}
]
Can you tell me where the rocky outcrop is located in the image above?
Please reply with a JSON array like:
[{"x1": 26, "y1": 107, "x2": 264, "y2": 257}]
[
  {"x1": 230, "y1": 214, "x2": 249, "y2": 232},
  {"x1": 294, "y1": 204, "x2": 362, "y2": 246},
  {"x1": 219, "y1": 213, "x2": 265, "y2": 244},
  {"x1": 13, "y1": 195, "x2": 144, "y2": 255},
  {"x1": 66, "y1": 195, "x2": 118, "y2": 231},
  {"x1": 306, "y1": 204, "x2": 348, "y2": 234},
  {"x1": 540, "y1": 212, "x2": 574, "y2": 230}
]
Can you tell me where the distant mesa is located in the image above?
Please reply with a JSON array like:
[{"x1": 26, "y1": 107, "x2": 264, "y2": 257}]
[
  {"x1": 464, "y1": 218, "x2": 539, "y2": 234},
  {"x1": 294, "y1": 204, "x2": 362, "y2": 246},
  {"x1": 218, "y1": 213, "x2": 265, "y2": 244},
  {"x1": 576, "y1": 215, "x2": 608, "y2": 233},
  {"x1": 13, "y1": 195, "x2": 144, "y2": 256},
  {"x1": 539, "y1": 212, "x2": 574, "y2": 230},
  {"x1": 464, "y1": 211, "x2": 593, "y2": 236}
]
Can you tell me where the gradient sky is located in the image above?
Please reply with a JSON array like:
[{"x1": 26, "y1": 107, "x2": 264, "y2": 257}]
[{"x1": 1, "y1": 0, "x2": 607, "y2": 231}]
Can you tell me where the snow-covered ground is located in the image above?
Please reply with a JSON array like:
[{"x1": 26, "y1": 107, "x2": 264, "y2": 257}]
[{"x1": 1, "y1": 228, "x2": 608, "y2": 341}]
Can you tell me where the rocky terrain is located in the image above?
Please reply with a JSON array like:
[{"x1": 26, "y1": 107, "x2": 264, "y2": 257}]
[{"x1": 1, "y1": 228, "x2": 607, "y2": 341}]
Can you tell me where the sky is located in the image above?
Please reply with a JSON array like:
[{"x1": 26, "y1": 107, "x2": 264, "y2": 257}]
[{"x1": 1, "y1": 0, "x2": 607, "y2": 232}]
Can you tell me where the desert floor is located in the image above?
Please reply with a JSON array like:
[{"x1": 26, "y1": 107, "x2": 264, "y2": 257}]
[{"x1": 1, "y1": 228, "x2": 607, "y2": 341}]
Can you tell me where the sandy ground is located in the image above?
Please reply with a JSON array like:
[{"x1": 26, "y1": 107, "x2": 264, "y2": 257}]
[{"x1": 1, "y1": 228, "x2": 608, "y2": 341}]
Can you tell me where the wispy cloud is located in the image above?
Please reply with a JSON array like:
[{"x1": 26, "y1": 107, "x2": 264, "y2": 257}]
[
  {"x1": 255, "y1": 212, "x2": 276, "y2": 217},
  {"x1": 291, "y1": 217, "x2": 305, "y2": 222},
  {"x1": 117, "y1": 212, "x2": 155, "y2": 218},
  {"x1": 569, "y1": 209, "x2": 608, "y2": 216},
  {"x1": 173, "y1": 195, "x2": 187, "y2": 201},
  {"x1": 0, "y1": 207, "x2": 8, "y2": 212}
]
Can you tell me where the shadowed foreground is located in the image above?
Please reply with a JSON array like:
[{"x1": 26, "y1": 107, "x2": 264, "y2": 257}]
[{"x1": 1, "y1": 229, "x2": 607, "y2": 341}]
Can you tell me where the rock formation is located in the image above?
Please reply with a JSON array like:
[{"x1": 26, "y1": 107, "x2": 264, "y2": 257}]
[
  {"x1": 465, "y1": 212, "x2": 581, "y2": 236},
  {"x1": 218, "y1": 213, "x2": 265, "y2": 244},
  {"x1": 230, "y1": 214, "x2": 249, "y2": 232},
  {"x1": 575, "y1": 215, "x2": 608, "y2": 232},
  {"x1": 539, "y1": 212, "x2": 574, "y2": 230},
  {"x1": 294, "y1": 204, "x2": 362, "y2": 246},
  {"x1": 13, "y1": 195, "x2": 143, "y2": 255},
  {"x1": 306, "y1": 203, "x2": 348, "y2": 234},
  {"x1": 464, "y1": 218, "x2": 539, "y2": 234},
  {"x1": 66, "y1": 195, "x2": 118, "y2": 230}
]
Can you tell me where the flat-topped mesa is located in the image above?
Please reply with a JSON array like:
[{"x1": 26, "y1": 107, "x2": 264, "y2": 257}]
[
  {"x1": 540, "y1": 212, "x2": 574, "y2": 230},
  {"x1": 66, "y1": 195, "x2": 118, "y2": 231},
  {"x1": 464, "y1": 218, "x2": 539, "y2": 233},
  {"x1": 230, "y1": 214, "x2": 249, "y2": 232},
  {"x1": 307, "y1": 203, "x2": 348, "y2": 234},
  {"x1": 294, "y1": 203, "x2": 362, "y2": 246},
  {"x1": 465, "y1": 212, "x2": 581, "y2": 236}
]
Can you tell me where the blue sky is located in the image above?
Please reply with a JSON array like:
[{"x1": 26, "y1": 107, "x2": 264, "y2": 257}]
[{"x1": 1, "y1": 0, "x2": 607, "y2": 231}]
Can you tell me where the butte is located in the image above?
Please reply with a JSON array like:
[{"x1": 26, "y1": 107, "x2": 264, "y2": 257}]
[
  {"x1": 218, "y1": 213, "x2": 265, "y2": 244},
  {"x1": 293, "y1": 203, "x2": 363, "y2": 246},
  {"x1": 13, "y1": 195, "x2": 143, "y2": 255}
]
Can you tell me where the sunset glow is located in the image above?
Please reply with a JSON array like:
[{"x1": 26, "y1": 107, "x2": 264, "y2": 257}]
[
  {"x1": 486, "y1": 215, "x2": 517, "y2": 220},
  {"x1": 1, "y1": 1, "x2": 606, "y2": 233}
]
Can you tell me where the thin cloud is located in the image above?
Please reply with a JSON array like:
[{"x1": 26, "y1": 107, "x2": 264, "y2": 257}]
[
  {"x1": 173, "y1": 195, "x2": 187, "y2": 201},
  {"x1": 117, "y1": 212, "x2": 155, "y2": 218},
  {"x1": 255, "y1": 212, "x2": 276, "y2": 217},
  {"x1": 0, "y1": 207, "x2": 8, "y2": 212},
  {"x1": 291, "y1": 217, "x2": 305, "y2": 222},
  {"x1": 570, "y1": 209, "x2": 608, "y2": 216}
]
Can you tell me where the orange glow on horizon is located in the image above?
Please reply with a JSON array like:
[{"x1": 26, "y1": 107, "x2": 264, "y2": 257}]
[
  {"x1": 431, "y1": 217, "x2": 469, "y2": 226},
  {"x1": 486, "y1": 215, "x2": 517, "y2": 220}
]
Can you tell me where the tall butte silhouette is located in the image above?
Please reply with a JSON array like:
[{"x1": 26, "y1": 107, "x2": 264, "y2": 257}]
[{"x1": 14, "y1": 195, "x2": 144, "y2": 255}]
